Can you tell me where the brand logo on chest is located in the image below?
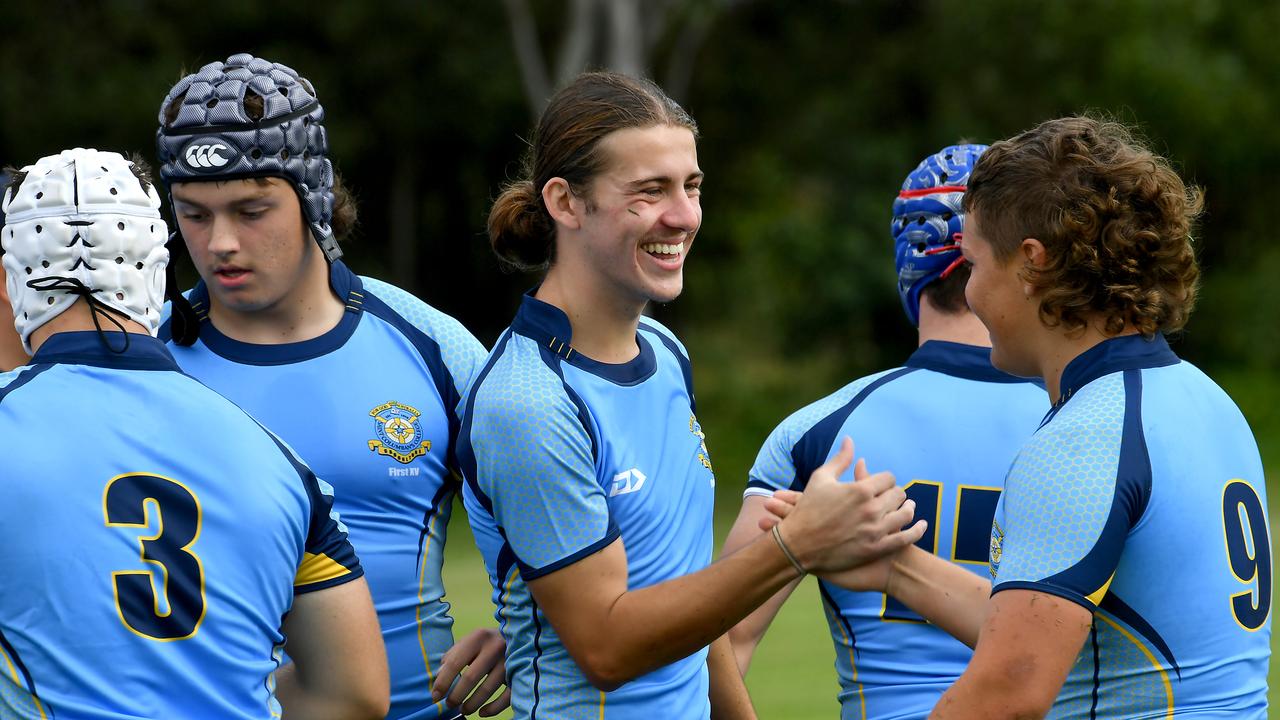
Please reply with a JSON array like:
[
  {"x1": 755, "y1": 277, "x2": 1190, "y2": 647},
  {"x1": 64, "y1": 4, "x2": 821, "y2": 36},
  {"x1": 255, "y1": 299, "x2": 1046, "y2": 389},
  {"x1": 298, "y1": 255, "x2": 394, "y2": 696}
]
[
  {"x1": 610, "y1": 468, "x2": 647, "y2": 497},
  {"x1": 368, "y1": 400, "x2": 431, "y2": 464}
]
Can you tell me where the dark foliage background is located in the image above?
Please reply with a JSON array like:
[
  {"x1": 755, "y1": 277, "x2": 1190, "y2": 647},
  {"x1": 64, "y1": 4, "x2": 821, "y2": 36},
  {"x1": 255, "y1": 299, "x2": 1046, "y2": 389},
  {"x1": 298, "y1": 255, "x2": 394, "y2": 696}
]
[{"x1": 3, "y1": 0, "x2": 1275, "y2": 488}]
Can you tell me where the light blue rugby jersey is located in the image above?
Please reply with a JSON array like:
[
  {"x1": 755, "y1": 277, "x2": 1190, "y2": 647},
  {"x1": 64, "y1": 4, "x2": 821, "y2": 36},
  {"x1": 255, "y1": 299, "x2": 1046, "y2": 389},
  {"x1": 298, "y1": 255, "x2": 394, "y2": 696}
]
[
  {"x1": 0, "y1": 332, "x2": 361, "y2": 719},
  {"x1": 747, "y1": 341, "x2": 1046, "y2": 720},
  {"x1": 160, "y1": 261, "x2": 485, "y2": 720},
  {"x1": 990, "y1": 334, "x2": 1271, "y2": 719},
  {"x1": 459, "y1": 294, "x2": 717, "y2": 720}
]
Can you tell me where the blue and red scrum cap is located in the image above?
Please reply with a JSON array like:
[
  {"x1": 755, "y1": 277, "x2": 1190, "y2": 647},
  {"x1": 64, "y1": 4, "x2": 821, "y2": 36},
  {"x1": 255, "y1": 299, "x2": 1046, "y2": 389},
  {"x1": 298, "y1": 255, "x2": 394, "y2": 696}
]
[
  {"x1": 891, "y1": 143, "x2": 987, "y2": 326},
  {"x1": 156, "y1": 53, "x2": 340, "y2": 262}
]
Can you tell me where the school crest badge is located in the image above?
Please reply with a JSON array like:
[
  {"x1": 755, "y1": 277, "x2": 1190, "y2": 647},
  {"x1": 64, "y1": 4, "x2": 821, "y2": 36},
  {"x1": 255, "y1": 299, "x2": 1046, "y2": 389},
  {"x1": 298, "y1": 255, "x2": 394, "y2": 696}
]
[
  {"x1": 989, "y1": 521, "x2": 1004, "y2": 580},
  {"x1": 368, "y1": 401, "x2": 431, "y2": 464},
  {"x1": 689, "y1": 413, "x2": 715, "y2": 485}
]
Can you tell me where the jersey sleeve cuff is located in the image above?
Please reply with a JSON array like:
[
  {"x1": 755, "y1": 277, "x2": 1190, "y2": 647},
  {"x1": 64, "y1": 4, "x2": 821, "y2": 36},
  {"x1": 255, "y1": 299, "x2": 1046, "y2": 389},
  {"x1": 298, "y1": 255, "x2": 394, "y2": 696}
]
[
  {"x1": 743, "y1": 486, "x2": 776, "y2": 499},
  {"x1": 518, "y1": 522, "x2": 622, "y2": 581},
  {"x1": 294, "y1": 565, "x2": 366, "y2": 595},
  {"x1": 991, "y1": 579, "x2": 1099, "y2": 614}
]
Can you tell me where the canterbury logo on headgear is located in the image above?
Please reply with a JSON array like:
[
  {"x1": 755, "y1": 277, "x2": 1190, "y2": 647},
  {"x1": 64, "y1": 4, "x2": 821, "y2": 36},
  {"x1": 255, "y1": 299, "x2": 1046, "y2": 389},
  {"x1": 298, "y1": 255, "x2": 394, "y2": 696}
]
[{"x1": 181, "y1": 138, "x2": 239, "y2": 172}]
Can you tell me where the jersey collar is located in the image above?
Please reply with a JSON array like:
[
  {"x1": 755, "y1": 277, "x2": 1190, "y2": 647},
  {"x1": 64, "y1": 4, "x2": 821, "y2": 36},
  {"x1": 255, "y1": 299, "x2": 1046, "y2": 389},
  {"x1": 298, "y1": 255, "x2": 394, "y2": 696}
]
[
  {"x1": 1056, "y1": 333, "x2": 1180, "y2": 406},
  {"x1": 905, "y1": 340, "x2": 1039, "y2": 384},
  {"x1": 511, "y1": 290, "x2": 658, "y2": 385},
  {"x1": 185, "y1": 260, "x2": 365, "y2": 365},
  {"x1": 30, "y1": 331, "x2": 180, "y2": 371}
]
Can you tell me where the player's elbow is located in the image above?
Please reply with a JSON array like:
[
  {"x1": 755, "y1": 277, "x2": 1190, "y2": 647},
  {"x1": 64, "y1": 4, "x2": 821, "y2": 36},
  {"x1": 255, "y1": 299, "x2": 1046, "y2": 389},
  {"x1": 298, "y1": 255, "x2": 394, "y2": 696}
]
[
  {"x1": 726, "y1": 624, "x2": 758, "y2": 675},
  {"x1": 359, "y1": 691, "x2": 392, "y2": 719},
  {"x1": 320, "y1": 679, "x2": 390, "y2": 720},
  {"x1": 574, "y1": 646, "x2": 636, "y2": 692},
  {"x1": 963, "y1": 659, "x2": 1059, "y2": 719},
  {"x1": 579, "y1": 655, "x2": 628, "y2": 692}
]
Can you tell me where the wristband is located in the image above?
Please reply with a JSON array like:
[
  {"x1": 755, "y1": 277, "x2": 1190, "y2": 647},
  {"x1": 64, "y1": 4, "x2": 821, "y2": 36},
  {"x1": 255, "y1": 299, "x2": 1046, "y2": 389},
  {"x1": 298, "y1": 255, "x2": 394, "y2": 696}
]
[{"x1": 772, "y1": 524, "x2": 807, "y2": 578}]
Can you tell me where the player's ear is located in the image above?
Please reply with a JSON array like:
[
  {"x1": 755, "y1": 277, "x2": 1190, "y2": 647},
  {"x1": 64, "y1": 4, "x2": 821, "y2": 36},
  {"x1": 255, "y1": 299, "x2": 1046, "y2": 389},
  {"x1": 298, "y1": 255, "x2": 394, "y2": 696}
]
[
  {"x1": 542, "y1": 177, "x2": 583, "y2": 231},
  {"x1": 1020, "y1": 238, "x2": 1047, "y2": 268},
  {"x1": 1020, "y1": 238, "x2": 1047, "y2": 297}
]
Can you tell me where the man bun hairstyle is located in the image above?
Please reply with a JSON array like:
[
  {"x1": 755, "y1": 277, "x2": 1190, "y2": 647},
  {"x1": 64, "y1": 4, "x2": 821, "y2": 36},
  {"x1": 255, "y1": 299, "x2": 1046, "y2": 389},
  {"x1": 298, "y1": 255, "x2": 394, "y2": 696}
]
[
  {"x1": 489, "y1": 72, "x2": 697, "y2": 271},
  {"x1": 965, "y1": 116, "x2": 1203, "y2": 337}
]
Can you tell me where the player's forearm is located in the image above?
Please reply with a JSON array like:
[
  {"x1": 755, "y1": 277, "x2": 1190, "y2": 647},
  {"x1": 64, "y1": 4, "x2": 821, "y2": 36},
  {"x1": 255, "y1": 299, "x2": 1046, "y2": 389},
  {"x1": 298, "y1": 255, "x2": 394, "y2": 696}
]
[
  {"x1": 586, "y1": 533, "x2": 798, "y2": 688},
  {"x1": 721, "y1": 498, "x2": 800, "y2": 676},
  {"x1": 708, "y1": 635, "x2": 757, "y2": 720},
  {"x1": 929, "y1": 663, "x2": 1054, "y2": 720},
  {"x1": 727, "y1": 575, "x2": 800, "y2": 675},
  {"x1": 885, "y1": 546, "x2": 990, "y2": 648}
]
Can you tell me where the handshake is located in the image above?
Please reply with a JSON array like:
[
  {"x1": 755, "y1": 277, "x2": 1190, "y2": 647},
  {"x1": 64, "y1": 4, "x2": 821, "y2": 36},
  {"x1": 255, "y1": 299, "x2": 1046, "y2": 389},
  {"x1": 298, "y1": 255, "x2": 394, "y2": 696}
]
[{"x1": 759, "y1": 437, "x2": 926, "y2": 594}]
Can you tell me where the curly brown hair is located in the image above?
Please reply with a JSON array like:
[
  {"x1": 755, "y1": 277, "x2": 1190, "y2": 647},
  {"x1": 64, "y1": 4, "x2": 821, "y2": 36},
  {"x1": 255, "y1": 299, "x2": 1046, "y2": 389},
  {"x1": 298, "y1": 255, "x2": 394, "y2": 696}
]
[{"x1": 964, "y1": 116, "x2": 1203, "y2": 337}]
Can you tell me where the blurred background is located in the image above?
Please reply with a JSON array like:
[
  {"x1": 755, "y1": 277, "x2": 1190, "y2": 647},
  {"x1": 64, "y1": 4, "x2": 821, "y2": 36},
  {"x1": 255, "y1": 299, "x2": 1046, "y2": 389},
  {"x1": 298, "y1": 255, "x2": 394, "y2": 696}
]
[{"x1": 4, "y1": 1, "x2": 1276, "y2": 716}]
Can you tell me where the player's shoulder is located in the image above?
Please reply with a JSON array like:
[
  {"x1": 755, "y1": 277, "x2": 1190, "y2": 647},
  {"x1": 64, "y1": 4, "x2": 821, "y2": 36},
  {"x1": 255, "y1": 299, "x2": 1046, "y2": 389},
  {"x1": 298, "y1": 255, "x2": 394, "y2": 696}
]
[
  {"x1": 637, "y1": 315, "x2": 689, "y2": 361},
  {"x1": 469, "y1": 331, "x2": 577, "y2": 421},
  {"x1": 359, "y1": 275, "x2": 485, "y2": 358},
  {"x1": 1013, "y1": 372, "x2": 1129, "y2": 485},
  {"x1": 1048, "y1": 371, "x2": 1129, "y2": 435},
  {"x1": 0, "y1": 365, "x2": 33, "y2": 389},
  {"x1": 0, "y1": 363, "x2": 51, "y2": 404},
  {"x1": 769, "y1": 367, "x2": 907, "y2": 446},
  {"x1": 747, "y1": 368, "x2": 906, "y2": 494},
  {"x1": 465, "y1": 331, "x2": 593, "y2": 467}
]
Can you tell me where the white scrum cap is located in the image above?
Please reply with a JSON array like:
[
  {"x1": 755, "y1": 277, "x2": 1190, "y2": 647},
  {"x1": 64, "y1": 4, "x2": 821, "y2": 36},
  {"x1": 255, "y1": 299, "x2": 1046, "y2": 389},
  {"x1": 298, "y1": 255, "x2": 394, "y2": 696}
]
[{"x1": 1, "y1": 148, "x2": 169, "y2": 353}]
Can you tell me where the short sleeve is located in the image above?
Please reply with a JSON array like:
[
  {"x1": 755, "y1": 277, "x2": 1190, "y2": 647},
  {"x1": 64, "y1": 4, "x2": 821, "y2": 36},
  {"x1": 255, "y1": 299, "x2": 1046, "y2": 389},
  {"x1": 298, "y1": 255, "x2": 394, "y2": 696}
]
[
  {"x1": 745, "y1": 422, "x2": 800, "y2": 498},
  {"x1": 991, "y1": 374, "x2": 1147, "y2": 611},
  {"x1": 744, "y1": 372, "x2": 895, "y2": 498},
  {"x1": 294, "y1": 473, "x2": 365, "y2": 593},
  {"x1": 469, "y1": 355, "x2": 618, "y2": 580}
]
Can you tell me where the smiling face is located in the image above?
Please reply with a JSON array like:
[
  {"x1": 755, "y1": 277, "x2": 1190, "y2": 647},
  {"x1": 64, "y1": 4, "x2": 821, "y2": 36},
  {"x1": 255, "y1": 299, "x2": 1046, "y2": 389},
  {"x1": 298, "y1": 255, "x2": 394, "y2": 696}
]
[
  {"x1": 961, "y1": 209, "x2": 1043, "y2": 376},
  {"x1": 558, "y1": 124, "x2": 703, "y2": 311},
  {"x1": 171, "y1": 178, "x2": 323, "y2": 318}
]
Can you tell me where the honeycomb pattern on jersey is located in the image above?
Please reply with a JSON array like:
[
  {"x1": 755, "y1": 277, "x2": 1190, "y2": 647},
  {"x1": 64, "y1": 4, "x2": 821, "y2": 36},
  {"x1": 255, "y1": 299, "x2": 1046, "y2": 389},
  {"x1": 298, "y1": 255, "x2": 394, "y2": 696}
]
[
  {"x1": 997, "y1": 373, "x2": 1126, "y2": 583},
  {"x1": 468, "y1": 335, "x2": 610, "y2": 570},
  {"x1": 361, "y1": 276, "x2": 486, "y2": 405},
  {"x1": 1050, "y1": 615, "x2": 1173, "y2": 719}
]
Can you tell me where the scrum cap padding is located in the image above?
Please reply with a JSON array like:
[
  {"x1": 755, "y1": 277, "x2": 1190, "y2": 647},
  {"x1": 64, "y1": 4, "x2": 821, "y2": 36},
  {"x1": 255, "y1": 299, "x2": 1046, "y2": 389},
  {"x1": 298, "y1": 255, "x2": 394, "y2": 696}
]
[
  {"x1": 156, "y1": 53, "x2": 339, "y2": 262},
  {"x1": 1, "y1": 148, "x2": 169, "y2": 353},
  {"x1": 891, "y1": 144, "x2": 987, "y2": 326}
]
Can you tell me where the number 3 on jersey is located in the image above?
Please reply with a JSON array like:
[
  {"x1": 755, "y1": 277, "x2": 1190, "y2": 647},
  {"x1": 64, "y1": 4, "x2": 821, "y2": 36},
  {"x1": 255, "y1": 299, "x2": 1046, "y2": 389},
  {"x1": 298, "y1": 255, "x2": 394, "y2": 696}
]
[
  {"x1": 1222, "y1": 479, "x2": 1271, "y2": 631},
  {"x1": 103, "y1": 473, "x2": 206, "y2": 641},
  {"x1": 882, "y1": 481, "x2": 1001, "y2": 623}
]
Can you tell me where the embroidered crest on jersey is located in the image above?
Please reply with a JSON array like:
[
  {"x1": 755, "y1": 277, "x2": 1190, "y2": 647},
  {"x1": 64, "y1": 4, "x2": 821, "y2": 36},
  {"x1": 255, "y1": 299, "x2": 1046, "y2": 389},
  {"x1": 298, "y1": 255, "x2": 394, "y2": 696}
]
[
  {"x1": 989, "y1": 520, "x2": 1004, "y2": 579},
  {"x1": 368, "y1": 401, "x2": 432, "y2": 464},
  {"x1": 689, "y1": 414, "x2": 715, "y2": 485}
]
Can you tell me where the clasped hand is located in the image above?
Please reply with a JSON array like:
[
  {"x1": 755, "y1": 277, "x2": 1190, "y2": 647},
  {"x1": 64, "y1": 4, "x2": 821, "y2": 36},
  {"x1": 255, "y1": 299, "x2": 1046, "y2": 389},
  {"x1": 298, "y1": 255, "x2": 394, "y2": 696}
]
[{"x1": 762, "y1": 437, "x2": 923, "y2": 591}]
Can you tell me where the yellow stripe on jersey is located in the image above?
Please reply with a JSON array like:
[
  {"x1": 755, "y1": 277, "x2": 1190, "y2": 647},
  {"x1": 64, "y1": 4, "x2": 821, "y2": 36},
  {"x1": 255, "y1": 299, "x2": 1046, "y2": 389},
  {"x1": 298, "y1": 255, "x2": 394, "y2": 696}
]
[
  {"x1": 823, "y1": 595, "x2": 867, "y2": 720},
  {"x1": 416, "y1": 503, "x2": 447, "y2": 713},
  {"x1": 295, "y1": 552, "x2": 353, "y2": 587},
  {"x1": 1086, "y1": 572, "x2": 1116, "y2": 607},
  {"x1": 1096, "y1": 613, "x2": 1175, "y2": 718},
  {"x1": 0, "y1": 641, "x2": 49, "y2": 719}
]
